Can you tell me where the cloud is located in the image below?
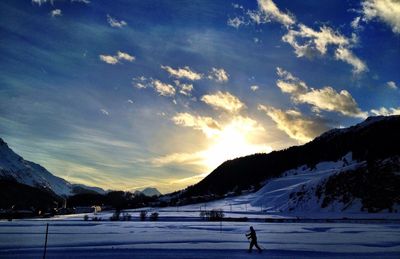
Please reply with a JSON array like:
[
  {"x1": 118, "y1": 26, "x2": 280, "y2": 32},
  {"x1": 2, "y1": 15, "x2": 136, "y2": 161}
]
[
  {"x1": 250, "y1": 85, "x2": 259, "y2": 91},
  {"x1": 127, "y1": 99, "x2": 134, "y2": 104},
  {"x1": 361, "y1": 0, "x2": 400, "y2": 34},
  {"x1": 276, "y1": 67, "x2": 309, "y2": 95},
  {"x1": 152, "y1": 80, "x2": 176, "y2": 96},
  {"x1": 282, "y1": 24, "x2": 367, "y2": 74},
  {"x1": 161, "y1": 65, "x2": 202, "y2": 81},
  {"x1": 276, "y1": 68, "x2": 367, "y2": 118},
  {"x1": 107, "y1": 14, "x2": 127, "y2": 28},
  {"x1": 71, "y1": 0, "x2": 90, "y2": 3},
  {"x1": 334, "y1": 46, "x2": 368, "y2": 74},
  {"x1": 99, "y1": 51, "x2": 135, "y2": 65},
  {"x1": 386, "y1": 81, "x2": 398, "y2": 90},
  {"x1": 174, "y1": 80, "x2": 194, "y2": 96},
  {"x1": 50, "y1": 9, "x2": 62, "y2": 17},
  {"x1": 132, "y1": 76, "x2": 176, "y2": 96},
  {"x1": 370, "y1": 107, "x2": 400, "y2": 116},
  {"x1": 258, "y1": 105, "x2": 328, "y2": 143},
  {"x1": 227, "y1": 17, "x2": 246, "y2": 28},
  {"x1": 257, "y1": 0, "x2": 296, "y2": 27},
  {"x1": 296, "y1": 87, "x2": 368, "y2": 118},
  {"x1": 117, "y1": 51, "x2": 135, "y2": 62},
  {"x1": 201, "y1": 91, "x2": 245, "y2": 113},
  {"x1": 208, "y1": 68, "x2": 229, "y2": 83},
  {"x1": 99, "y1": 55, "x2": 119, "y2": 65},
  {"x1": 172, "y1": 112, "x2": 221, "y2": 137},
  {"x1": 100, "y1": 109, "x2": 109, "y2": 116},
  {"x1": 351, "y1": 16, "x2": 362, "y2": 30}
]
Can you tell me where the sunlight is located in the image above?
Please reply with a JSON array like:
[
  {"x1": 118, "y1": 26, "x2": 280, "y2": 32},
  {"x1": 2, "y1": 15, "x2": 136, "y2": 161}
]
[{"x1": 201, "y1": 118, "x2": 272, "y2": 171}]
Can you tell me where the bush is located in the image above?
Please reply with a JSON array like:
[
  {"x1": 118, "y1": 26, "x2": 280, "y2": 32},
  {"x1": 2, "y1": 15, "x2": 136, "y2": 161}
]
[
  {"x1": 83, "y1": 214, "x2": 89, "y2": 221},
  {"x1": 139, "y1": 210, "x2": 147, "y2": 221},
  {"x1": 150, "y1": 212, "x2": 159, "y2": 221}
]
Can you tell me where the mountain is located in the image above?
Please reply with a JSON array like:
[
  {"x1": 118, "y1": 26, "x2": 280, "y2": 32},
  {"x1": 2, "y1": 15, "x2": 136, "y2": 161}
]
[
  {"x1": 0, "y1": 138, "x2": 105, "y2": 197},
  {"x1": 134, "y1": 187, "x2": 162, "y2": 197},
  {"x1": 183, "y1": 115, "x2": 400, "y2": 203}
]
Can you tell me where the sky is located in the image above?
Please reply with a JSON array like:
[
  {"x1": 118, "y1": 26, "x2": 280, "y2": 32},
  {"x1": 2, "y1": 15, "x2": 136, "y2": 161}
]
[{"x1": 0, "y1": 0, "x2": 399, "y2": 193}]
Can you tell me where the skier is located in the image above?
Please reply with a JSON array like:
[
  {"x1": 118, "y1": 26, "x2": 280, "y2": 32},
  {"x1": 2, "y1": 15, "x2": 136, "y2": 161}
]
[{"x1": 245, "y1": 226, "x2": 262, "y2": 253}]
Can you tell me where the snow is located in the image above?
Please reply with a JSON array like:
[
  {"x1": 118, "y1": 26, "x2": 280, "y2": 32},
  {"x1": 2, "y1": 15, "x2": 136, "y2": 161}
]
[
  {"x1": 0, "y1": 138, "x2": 104, "y2": 196},
  {"x1": 0, "y1": 217, "x2": 399, "y2": 258}
]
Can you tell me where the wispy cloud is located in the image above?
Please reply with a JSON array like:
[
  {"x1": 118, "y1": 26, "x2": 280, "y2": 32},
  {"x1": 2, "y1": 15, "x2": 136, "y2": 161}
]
[
  {"x1": 276, "y1": 68, "x2": 367, "y2": 118},
  {"x1": 250, "y1": 85, "x2": 259, "y2": 91},
  {"x1": 360, "y1": 0, "x2": 400, "y2": 34},
  {"x1": 99, "y1": 51, "x2": 135, "y2": 65},
  {"x1": 50, "y1": 9, "x2": 62, "y2": 17},
  {"x1": 386, "y1": 81, "x2": 398, "y2": 90},
  {"x1": 207, "y1": 68, "x2": 229, "y2": 83},
  {"x1": 100, "y1": 109, "x2": 109, "y2": 116},
  {"x1": 174, "y1": 80, "x2": 194, "y2": 96},
  {"x1": 132, "y1": 76, "x2": 176, "y2": 97},
  {"x1": 172, "y1": 112, "x2": 221, "y2": 137},
  {"x1": 107, "y1": 14, "x2": 127, "y2": 28},
  {"x1": 152, "y1": 79, "x2": 176, "y2": 96},
  {"x1": 258, "y1": 105, "x2": 328, "y2": 143},
  {"x1": 283, "y1": 25, "x2": 367, "y2": 74},
  {"x1": 257, "y1": 0, "x2": 296, "y2": 27},
  {"x1": 370, "y1": 107, "x2": 400, "y2": 116},
  {"x1": 201, "y1": 91, "x2": 245, "y2": 113},
  {"x1": 161, "y1": 65, "x2": 202, "y2": 81},
  {"x1": 227, "y1": 17, "x2": 246, "y2": 28}
]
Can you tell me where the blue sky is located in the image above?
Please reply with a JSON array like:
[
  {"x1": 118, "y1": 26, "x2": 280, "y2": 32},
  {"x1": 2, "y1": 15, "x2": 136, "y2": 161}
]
[{"x1": 0, "y1": 0, "x2": 399, "y2": 193}]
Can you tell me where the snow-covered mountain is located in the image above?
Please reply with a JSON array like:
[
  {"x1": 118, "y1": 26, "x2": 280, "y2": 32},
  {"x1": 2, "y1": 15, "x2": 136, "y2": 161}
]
[
  {"x1": 178, "y1": 115, "x2": 400, "y2": 213},
  {"x1": 0, "y1": 138, "x2": 105, "y2": 197},
  {"x1": 134, "y1": 187, "x2": 162, "y2": 197}
]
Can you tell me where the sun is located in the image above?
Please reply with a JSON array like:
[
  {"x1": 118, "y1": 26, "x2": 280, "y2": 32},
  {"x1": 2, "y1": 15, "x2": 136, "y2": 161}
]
[{"x1": 201, "y1": 117, "x2": 272, "y2": 171}]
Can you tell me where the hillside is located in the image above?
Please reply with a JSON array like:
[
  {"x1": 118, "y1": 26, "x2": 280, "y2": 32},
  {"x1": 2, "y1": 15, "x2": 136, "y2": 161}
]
[{"x1": 183, "y1": 116, "x2": 400, "y2": 198}]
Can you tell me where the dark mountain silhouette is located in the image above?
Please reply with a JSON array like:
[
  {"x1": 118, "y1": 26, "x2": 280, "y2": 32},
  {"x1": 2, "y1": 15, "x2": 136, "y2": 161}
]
[{"x1": 183, "y1": 116, "x2": 400, "y2": 197}]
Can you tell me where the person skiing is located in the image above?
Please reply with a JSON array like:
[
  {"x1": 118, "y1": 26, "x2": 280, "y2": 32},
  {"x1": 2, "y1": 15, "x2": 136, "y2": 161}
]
[{"x1": 246, "y1": 226, "x2": 262, "y2": 253}]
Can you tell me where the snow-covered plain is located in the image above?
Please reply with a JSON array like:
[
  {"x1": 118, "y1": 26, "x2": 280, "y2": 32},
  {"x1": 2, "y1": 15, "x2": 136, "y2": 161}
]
[{"x1": 1, "y1": 214, "x2": 400, "y2": 258}]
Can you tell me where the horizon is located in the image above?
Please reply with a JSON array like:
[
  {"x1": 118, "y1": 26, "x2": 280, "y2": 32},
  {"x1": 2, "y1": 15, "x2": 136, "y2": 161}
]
[{"x1": 1, "y1": 0, "x2": 399, "y2": 193}]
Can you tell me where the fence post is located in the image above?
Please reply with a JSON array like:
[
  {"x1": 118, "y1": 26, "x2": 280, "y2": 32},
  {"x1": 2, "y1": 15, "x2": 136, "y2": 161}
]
[{"x1": 43, "y1": 223, "x2": 49, "y2": 259}]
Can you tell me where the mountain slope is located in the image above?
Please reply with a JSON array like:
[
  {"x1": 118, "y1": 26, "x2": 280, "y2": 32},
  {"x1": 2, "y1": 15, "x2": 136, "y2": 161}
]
[
  {"x1": 0, "y1": 138, "x2": 105, "y2": 196},
  {"x1": 184, "y1": 115, "x2": 400, "y2": 197}
]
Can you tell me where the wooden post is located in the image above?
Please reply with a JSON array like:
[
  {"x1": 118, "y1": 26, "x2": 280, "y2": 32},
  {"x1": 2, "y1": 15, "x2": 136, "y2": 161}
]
[{"x1": 43, "y1": 223, "x2": 49, "y2": 259}]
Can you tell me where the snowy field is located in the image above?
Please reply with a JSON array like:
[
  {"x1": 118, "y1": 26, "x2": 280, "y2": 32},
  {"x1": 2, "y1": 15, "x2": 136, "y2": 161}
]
[{"x1": 1, "y1": 216, "x2": 400, "y2": 258}]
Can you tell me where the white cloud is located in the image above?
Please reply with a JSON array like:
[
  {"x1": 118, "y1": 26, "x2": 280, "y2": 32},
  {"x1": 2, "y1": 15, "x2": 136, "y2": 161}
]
[
  {"x1": 258, "y1": 105, "x2": 328, "y2": 143},
  {"x1": 172, "y1": 113, "x2": 221, "y2": 137},
  {"x1": 257, "y1": 0, "x2": 296, "y2": 27},
  {"x1": 201, "y1": 91, "x2": 245, "y2": 113},
  {"x1": 127, "y1": 99, "x2": 134, "y2": 104},
  {"x1": 100, "y1": 109, "x2": 109, "y2": 116},
  {"x1": 107, "y1": 14, "x2": 127, "y2": 28},
  {"x1": 386, "y1": 81, "x2": 398, "y2": 90},
  {"x1": 351, "y1": 16, "x2": 362, "y2": 30},
  {"x1": 227, "y1": 17, "x2": 246, "y2": 28},
  {"x1": 161, "y1": 65, "x2": 202, "y2": 81},
  {"x1": 99, "y1": 51, "x2": 135, "y2": 65},
  {"x1": 282, "y1": 24, "x2": 367, "y2": 74},
  {"x1": 50, "y1": 9, "x2": 62, "y2": 17},
  {"x1": 208, "y1": 68, "x2": 229, "y2": 83},
  {"x1": 276, "y1": 68, "x2": 367, "y2": 118},
  {"x1": 335, "y1": 46, "x2": 368, "y2": 74},
  {"x1": 99, "y1": 55, "x2": 119, "y2": 65},
  {"x1": 174, "y1": 80, "x2": 194, "y2": 96},
  {"x1": 250, "y1": 85, "x2": 259, "y2": 91},
  {"x1": 370, "y1": 107, "x2": 400, "y2": 116},
  {"x1": 117, "y1": 51, "x2": 135, "y2": 62},
  {"x1": 361, "y1": 0, "x2": 400, "y2": 34},
  {"x1": 296, "y1": 87, "x2": 368, "y2": 118},
  {"x1": 71, "y1": 0, "x2": 90, "y2": 3},
  {"x1": 132, "y1": 77, "x2": 176, "y2": 96},
  {"x1": 152, "y1": 80, "x2": 176, "y2": 96}
]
